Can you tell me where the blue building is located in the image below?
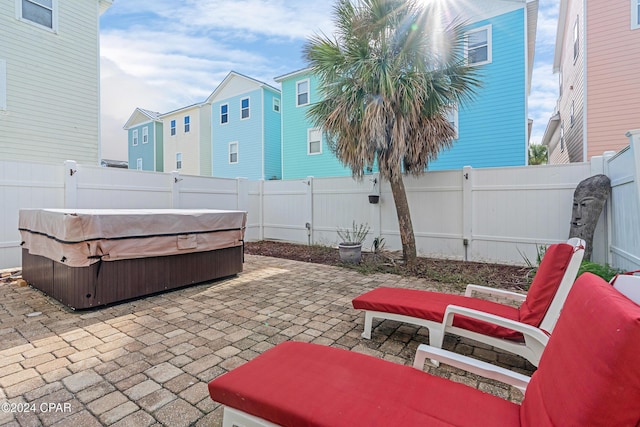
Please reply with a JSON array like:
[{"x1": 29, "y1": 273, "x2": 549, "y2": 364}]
[
  {"x1": 123, "y1": 108, "x2": 163, "y2": 171},
  {"x1": 276, "y1": 0, "x2": 538, "y2": 179},
  {"x1": 208, "y1": 72, "x2": 282, "y2": 180}
]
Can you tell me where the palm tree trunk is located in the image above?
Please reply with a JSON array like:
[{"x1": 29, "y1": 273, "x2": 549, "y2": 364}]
[{"x1": 389, "y1": 174, "x2": 417, "y2": 268}]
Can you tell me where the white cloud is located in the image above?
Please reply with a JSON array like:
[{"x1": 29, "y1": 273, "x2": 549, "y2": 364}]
[
  {"x1": 179, "y1": 0, "x2": 335, "y2": 40},
  {"x1": 99, "y1": 1, "x2": 335, "y2": 161},
  {"x1": 528, "y1": 0, "x2": 560, "y2": 144}
]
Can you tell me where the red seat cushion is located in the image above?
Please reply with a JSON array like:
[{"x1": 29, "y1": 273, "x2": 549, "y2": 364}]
[
  {"x1": 352, "y1": 287, "x2": 523, "y2": 340},
  {"x1": 209, "y1": 341, "x2": 520, "y2": 427},
  {"x1": 518, "y1": 243, "x2": 575, "y2": 326},
  {"x1": 520, "y1": 273, "x2": 640, "y2": 426}
]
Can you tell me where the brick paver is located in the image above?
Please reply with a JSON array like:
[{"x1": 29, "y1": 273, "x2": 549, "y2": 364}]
[{"x1": 0, "y1": 255, "x2": 534, "y2": 426}]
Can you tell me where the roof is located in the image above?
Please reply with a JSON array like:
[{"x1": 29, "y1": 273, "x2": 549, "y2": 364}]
[
  {"x1": 274, "y1": 67, "x2": 312, "y2": 83},
  {"x1": 122, "y1": 107, "x2": 162, "y2": 130},
  {"x1": 552, "y1": 0, "x2": 568, "y2": 73},
  {"x1": 540, "y1": 112, "x2": 561, "y2": 147},
  {"x1": 158, "y1": 102, "x2": 205, "y2": 118},
  {"x1": 206, "y1": 71, "x2": 281, "y2": 104}
]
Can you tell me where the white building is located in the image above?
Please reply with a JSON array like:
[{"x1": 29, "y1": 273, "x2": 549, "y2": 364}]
[{"x1": 0, "y1": 0, "x2": 112, "y2": 165}]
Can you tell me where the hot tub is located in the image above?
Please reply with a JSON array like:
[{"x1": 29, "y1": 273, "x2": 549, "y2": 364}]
[{"x1": 19, "y1": 209, "x2": 246, "y2": 309}]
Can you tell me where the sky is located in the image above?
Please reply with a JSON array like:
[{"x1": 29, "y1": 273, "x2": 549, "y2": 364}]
[{"x1": 99, "y1": 0, "x2": 560, "y2": 161}]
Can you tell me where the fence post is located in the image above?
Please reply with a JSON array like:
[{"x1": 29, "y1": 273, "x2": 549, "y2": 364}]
[
  {"x1": 305, "y1": 176, "x2": 314, "y2": 244},
  {"x1": 626, "y1": 130, "x2": 640, "y2": 213},
  {"x1": 64, "y1": 160, "x2": 78, "y2": 208},
  {"x1": 598, "y1": 151, "x2": 616, "y2": 266},
  {"x1": 259, "y1": 180, "x2": 265, "y2": 241},
  {"x1": 171, "y1": 171, "x2": 181, "y2": 208},
  {"x1": 236, "y1": 178, "x2": 248, "y2": 211},
  {"x1": 370, "y1": 172, "x2": 381, "y2": 242},
  {"x1": 462, "y1": 166, "x2": 473, "y2": 261}
]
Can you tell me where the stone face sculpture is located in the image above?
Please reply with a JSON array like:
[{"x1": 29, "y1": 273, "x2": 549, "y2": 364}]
[{"x1": 569, "y1": 174, "x2": 611, "y2": 261}]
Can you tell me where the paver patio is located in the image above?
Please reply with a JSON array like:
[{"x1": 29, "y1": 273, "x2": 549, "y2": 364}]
[{"x1": 0, "y1": 255, "x2": 534, "y2": 427}]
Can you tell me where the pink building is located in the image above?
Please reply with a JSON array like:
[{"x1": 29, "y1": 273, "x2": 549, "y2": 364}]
[{"x1": 542, "y1": 0, "x2": 640, "y2": 163}]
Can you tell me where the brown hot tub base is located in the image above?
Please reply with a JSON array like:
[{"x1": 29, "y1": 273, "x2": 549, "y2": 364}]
[{"x1": 22, "y1": 246, "x2": 243, "y2": 310}]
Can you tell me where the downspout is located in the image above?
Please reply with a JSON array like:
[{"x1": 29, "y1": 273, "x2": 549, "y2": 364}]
[
  {"x1": 280, "y1": 84, "x2": 284, "y2": 179},
  {"x1": 524, "y1": 2, "x2": 529, "y2": 165},
  {"x1": 96, "y1": 1, "x2": 102, "y2": 166},
  {"x1": 261, "y1": 90, "x2": 265, "y2": 180},
  {"x1": 581, "y1": 0, "x2": 588, "y2": 162}
]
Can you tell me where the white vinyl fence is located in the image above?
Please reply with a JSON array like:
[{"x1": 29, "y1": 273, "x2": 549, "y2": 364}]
[
  {"x1": 606, "y1": 130, "x2": 640, "y2": 271},
  {"x1": 2, "y1": 134, "x2": 639, "y2": 270}
]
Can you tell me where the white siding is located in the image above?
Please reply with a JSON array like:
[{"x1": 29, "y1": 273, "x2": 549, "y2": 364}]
[
  {"x1": 161, "y1": 105, "x2": 209, "y2": 176},
  {"x1": 0, "y1": 0, "x2": 105, "y2": 164}
]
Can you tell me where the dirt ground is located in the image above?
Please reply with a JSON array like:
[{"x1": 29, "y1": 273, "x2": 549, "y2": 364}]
[{"x1": 245, "y1": 240, "x2": 532, "y2": 293}]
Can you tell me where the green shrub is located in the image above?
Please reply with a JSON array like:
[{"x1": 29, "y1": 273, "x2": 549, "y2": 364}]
[{"x1": 578, "y1": 261, "x2": 620, "y2": 282}]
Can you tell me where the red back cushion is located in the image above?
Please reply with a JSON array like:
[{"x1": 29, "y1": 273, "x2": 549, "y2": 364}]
[
  {"x1": 520, "y1": 273, "x2": 640, "y2": 426},
  {"x1": 518, "y1": 243, "x2": 575, "y2": 326}
]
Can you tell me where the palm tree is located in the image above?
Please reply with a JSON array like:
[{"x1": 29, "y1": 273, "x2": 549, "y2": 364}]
[
  {"x1": 529, "y1": 144, "x2": 548, "y2": 165},
  {"x1": 304, "y1": 0, "x2": 481, "y2": 267}
]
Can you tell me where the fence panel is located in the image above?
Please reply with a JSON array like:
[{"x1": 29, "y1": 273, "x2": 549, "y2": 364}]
[
  {"x1": 176, "y1": 174, "x2": 239, "y2": 210},
  {"x1": 379, "y1": 170, "x2": 465, "y2": 259},
  {"x1": 607, "y1": 143, "x2": 640, "y2": 271},
  {"x1": 0, "y1": 160, "x2": 65, "y2": 268},
  {"x1": 75, "y1": 164, "x2": 173, "y2": 208},
  {"x1": 471, "y1": 163, "x2": 590, "y2": 264},
  {"x1": 312, "y1": 176, "x2": 375, "y2": 247},
  {"x1": 261, "y1": 178, "x2": 309, "y2": 243}
]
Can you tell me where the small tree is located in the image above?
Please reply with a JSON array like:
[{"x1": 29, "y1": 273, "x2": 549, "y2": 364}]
[
  {"x1": 304, "y1": 0, "x2": 481, "y2": 267},
  {"x1": 529, "y1": 144, "x2": 548, "y2": 165}
]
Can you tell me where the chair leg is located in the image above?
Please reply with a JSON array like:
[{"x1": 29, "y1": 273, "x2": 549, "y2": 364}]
[
  {"x1": 428, "y1": 328, "x2": 444, "y2": 367},
  {"x1": 361, "y1": 311, "x2": 373, "y2": 339}
]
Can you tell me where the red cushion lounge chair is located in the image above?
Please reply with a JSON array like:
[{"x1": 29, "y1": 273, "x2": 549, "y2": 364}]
[
  {"x1": 352, "y1": 238, "x2": 585, "y2": 366},
  {"x1": 208, "y1": 272, "x2": 639, "y2": 427}
]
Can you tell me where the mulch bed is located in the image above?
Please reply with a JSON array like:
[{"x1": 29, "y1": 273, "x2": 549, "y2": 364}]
[{"x1": 245, "y1": 240, "x2": 532, "y2": 293}]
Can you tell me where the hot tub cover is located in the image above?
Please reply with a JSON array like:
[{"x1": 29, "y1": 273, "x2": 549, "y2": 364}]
[{"x1": 19, "y1": 209, "x2": 246, "y2": 267}]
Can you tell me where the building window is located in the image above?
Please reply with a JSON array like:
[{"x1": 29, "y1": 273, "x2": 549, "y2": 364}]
[
  {"x1": 176, "y1": 152, "x2": 182, "y2": 169},
  {"x1": 132, "y1": 129, "x2": 138, "y2": 146},
  {"x1": 297, "y1": 79, "x2": 309, "y2": 106},
  {"x1": 573, "y1": 17, "x2": 579, "y2": 61},
  {"x1": 229, "y1": 142, "x2": 238, "y2": 164},
  {"x1": 220, "y1": 104, "x2": 228, "y2": 124},
  {"x1": 445, "y1": 105, "x2": 459, "y2": 139},
  {"x1": 170, "y1": 120, "x2": 176, "y2": 136},
  {"x1": 308, "y1": 128, "x2": 322, "y2": 155},
  {"x1": 17, "y1": 0, "x2": 57, "y2": 31},
  {"x1": 136, "y1": 158, "x2": 142, "y2": 170},
  {"x1": 142, "y1": 127, "x2": 148, "y2": 144},
  {"x1": 184, "y1": 116, "x2": 190, "y2": 133},
  {"x1": 241, "y1": 98, "x2": 250, "y2": 119},
  {"x1": 570, "y1": 101, "x2": 575, "y2": 127},
  {"x1": 632, "y1": 0, "x2": 640, "y2": 29},
  {"x1": 273, "y1": 98, "x2": 280, "y2": 113},
  {"x1": 466, "y1": 25, "x2": 492, "y2": 66},
  {"x1": 559, "y1": 70, "x2": 563, "y2": 97},
  {"x1": 0, "y1": 59, "x2": 6, "y2": 111},
  {"x1": 560, "y1": 122, "x2": 565, "y2": 152}
]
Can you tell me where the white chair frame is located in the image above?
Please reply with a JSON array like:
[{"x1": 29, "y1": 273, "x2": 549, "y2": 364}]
[{"x1": 360, "y1": 238, "x2": 585, "y2": 367}]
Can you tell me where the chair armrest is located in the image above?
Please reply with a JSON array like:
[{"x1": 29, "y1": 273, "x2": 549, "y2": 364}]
[
  {"x1": 465, "y1": 284, "x2": 527, "y2": 302},
  {"x1": 443, "y1": 305, "x2": 550, "y2": 346},
  {"x1": 413, "y1": 344, "x2": 531, "y2": 393}
]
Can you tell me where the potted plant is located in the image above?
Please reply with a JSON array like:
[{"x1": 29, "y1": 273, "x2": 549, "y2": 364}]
[{"x1": 337, "y1": 222, "x2": 370, "y2": 263}]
